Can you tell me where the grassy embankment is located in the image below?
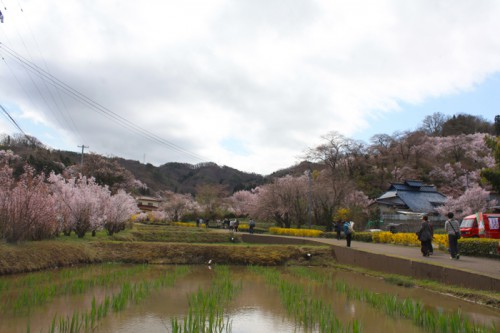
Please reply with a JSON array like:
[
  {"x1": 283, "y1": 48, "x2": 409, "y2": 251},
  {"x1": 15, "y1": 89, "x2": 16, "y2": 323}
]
[
  {"x1": 0, "y1": 223, "x2": 332, "y2": 275},
  {"x1": 1, "y1": 223, "x2": 500, "y2": 310}
]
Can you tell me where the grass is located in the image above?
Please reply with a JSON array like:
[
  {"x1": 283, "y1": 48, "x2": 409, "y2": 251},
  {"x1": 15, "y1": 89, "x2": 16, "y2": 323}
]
[
  {"x1": 335, "y1": 281, "x2": 497, "y2": 333},
  {"x1": 248, "y1": 266, "x2": 359, "y2": 333},
  {"x1": 0, "y1": 264, "x2": 151, "y2": 314},
  {"x1": 250, "y1": 266, "x2": 497, "y2": 333},
  {"x1": 45, "y1": 265, "x2": 191, "y2": 333},
  {"x1": 2, "y1": 222, "x2": 500, "y2": 312},
  {"x1": 5, "y1": 264, "x2": 499, "y2": 332},
  {"x1": 328, "y1": 262, "x2": 500, "y2": 309},
  {"x1": 171, "y1": 266, "x2": 240, "y2": 333}
]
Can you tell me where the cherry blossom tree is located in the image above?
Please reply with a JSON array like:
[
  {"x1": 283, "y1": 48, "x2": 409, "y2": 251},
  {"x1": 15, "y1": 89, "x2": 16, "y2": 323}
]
[
  {"x1": 436, "y1": 185, "x2": 495, "y2": 219},
  {"x1": 161, "y1": 191, "x2": 199, "y2": 221},
  {"x1": 227, "y1": 189, "x2": 258, "y2": 217},
  {"x1": 0, "y1": 165, "x2": 57, "y2": 242},
  {"x1": 250, "y1": 175, "x2": 308, "y2": 228},
  {"x1": 103, "y1": 190, "x2": 138, "y2": 235},
  {"x1": 48, "y1": 173, "x2": 110, "y2": 238}
]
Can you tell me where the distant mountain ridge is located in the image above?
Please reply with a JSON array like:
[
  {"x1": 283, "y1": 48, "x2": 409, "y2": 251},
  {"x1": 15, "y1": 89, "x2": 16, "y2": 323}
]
[
  {"x1": 0, "y1": 135, "x2": 305, "y2": 195},
  {"x1": 115, "y1": 158, "x2": 268, "y2": 194},
  {"x1": 2, "y1": 110, "x2": 497, "y2": 197}
]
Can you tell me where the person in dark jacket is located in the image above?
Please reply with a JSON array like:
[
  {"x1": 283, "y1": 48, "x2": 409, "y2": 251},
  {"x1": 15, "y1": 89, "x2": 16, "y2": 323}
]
[
  {"x1": 417, "y1": 215, "x2": 433, "y2": 257},
  {"x1": 335, "y1": 220, "x2": 342, "y2": 240}
]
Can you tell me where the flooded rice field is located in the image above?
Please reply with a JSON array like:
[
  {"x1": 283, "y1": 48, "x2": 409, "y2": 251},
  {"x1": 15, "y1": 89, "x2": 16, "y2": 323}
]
[{"x1": 0, "y1": 264, "x2": 498, "y2": 332}]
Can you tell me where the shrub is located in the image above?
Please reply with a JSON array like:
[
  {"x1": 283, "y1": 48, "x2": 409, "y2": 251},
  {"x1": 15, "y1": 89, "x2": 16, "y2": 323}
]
[
  {"x1": 357, "y1": 231, "x2": 500, "y2": 259},
  {"x1": 370, "y1": 231, "x2": 419, "y2": 246},
  {"x1": 352, "y1": 232, "x2": 373, "y2": 242},
  {"x1": 371, "y1": 231, "x2": 394, "y2": 244},
  {"x1": 458, "y1": 238, "x2": 500, "y2": 258},
  {"x1": 238, "y1": 224, "x2": 249, "y2": 231},
  {"x1": 172, "y1": 222, "x2": 206, "y2": 228},
  {"x1": 432, "y1": 234, "x2": 449, "y2": 248},
  {"x1": 322, "y1": 232, "x2": 337, "y2": 239},
  {"x1": 269, "y1": 227, "x2": 323, "y2": 238}
]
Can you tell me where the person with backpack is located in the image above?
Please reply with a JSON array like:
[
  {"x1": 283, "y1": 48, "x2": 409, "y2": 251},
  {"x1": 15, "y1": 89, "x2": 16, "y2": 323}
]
[{"x1": 343, "y1": 220, "x2": 354, "y2": 247}]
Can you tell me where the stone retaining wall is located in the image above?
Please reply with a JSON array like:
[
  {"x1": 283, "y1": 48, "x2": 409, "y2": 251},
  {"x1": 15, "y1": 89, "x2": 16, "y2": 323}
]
[
  {"x1": 331, "y1": 245, "x2": 500, "y2": 292},
  {"x1": 241, "y1": 234, "x2": 500, "y2": 292}
]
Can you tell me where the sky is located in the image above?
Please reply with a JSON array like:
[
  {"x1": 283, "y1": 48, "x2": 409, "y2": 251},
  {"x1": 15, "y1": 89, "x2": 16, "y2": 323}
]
[{"x1": 1, "y1": 0, "x2": 499, "y2": 175}]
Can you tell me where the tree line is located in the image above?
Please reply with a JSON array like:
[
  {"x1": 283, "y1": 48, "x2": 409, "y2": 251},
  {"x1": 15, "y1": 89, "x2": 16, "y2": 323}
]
[{"x1": 1, "y1": 112, "x2": 499, "y2": 237}]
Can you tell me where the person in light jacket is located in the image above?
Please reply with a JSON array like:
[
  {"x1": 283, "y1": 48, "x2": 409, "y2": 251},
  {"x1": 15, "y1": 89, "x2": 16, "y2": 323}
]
[
  {"x1": 444, "y1": 212, "x2": 461, "y2": 260},
  {"x1": 343, "y1": 221, "x2": 354, "y2": 247}
]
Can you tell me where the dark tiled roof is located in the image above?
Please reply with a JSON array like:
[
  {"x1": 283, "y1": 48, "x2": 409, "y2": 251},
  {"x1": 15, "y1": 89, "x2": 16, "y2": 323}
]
[
  {"x1": 405, "y1": 180, "x2": 424, "y2": 187},
  {"x1": 396, "y1": 191, "x2": 446, "y2": 212},
  {"x1": 375, "y1": 180, "x2": 446, "y2": 213}
]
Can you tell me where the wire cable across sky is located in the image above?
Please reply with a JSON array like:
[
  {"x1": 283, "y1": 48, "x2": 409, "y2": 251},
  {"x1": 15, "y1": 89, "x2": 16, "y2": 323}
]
[{"x1": 0, "y1": 42, "x2": 206, "y2": 163}]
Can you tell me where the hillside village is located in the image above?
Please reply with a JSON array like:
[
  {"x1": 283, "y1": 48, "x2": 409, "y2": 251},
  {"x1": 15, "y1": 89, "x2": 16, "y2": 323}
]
[{"x1": 1, "y1": 112, "x2": 500, "y2": 232}]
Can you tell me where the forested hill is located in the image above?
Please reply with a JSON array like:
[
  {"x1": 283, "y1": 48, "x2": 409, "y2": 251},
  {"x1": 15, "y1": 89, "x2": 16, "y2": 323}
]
[
  {"x1": 0, "y1": 135, "x2": 267, "y2": 195},
  {"x1": 1, "y1": 112, "x2": 499, "y2": 198},
  {"x1": 115, "y1": 159, "x2": 266, "y2": 194}
]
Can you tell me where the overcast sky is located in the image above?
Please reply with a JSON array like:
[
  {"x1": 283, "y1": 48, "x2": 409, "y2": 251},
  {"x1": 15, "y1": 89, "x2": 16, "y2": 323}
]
[{"x1": 1, "y1": 0, "x2": 500, "y2": 175}]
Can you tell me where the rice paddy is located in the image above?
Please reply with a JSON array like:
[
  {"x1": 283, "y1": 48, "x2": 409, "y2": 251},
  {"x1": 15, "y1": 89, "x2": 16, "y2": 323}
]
[{"x1": 0, "y1": 264, "x2": 498, "y2": 333}]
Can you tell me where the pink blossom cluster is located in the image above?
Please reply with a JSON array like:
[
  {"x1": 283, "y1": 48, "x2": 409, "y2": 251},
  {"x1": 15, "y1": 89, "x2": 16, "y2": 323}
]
[{"x1": 0, "y1": 153, "x2": 138, "y2": 242}]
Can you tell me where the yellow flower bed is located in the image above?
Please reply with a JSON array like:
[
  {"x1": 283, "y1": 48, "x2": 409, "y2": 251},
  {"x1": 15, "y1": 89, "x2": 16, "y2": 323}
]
[
  {"x1": 269, "y1": 227, "x2": 323, "y2": 238},
  {"x1": 371, "y1": 231, "x2": 450, "y2": 247},
  {"x1": 238, "y1": 224, "x2": 249, "y2": 231},
  {"x1": 391, "y1": 233, "x2": 420, "y2": 246},
  {"x1": 433, "y1": 234, "x2": 449, "y2": 247},
  {"x1": 371, "y1": 231, "x2": 394, "y2": 244},
  {"x1": 172, "y1": 222, "x2": 206, "y2": 228}
]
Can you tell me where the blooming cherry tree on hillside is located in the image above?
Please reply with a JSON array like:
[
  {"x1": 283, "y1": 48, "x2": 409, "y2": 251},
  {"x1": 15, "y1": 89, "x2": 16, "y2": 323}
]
[
  {"x1": 436, "y1": 185, "x2": 495, "y2": 219},
  {"x1": 161, "y1": 191, "x2": 198, "y2": 221},
  {"x1": 48, "y1": 173, "x2": 110, "y2": 238},
  {"x1": 227, "y1": 189, "x2": 258, "y2": 217},
  {"x1": 103, "y1": 189, "x2": 138, "y2": 235},
  {"x1": 0, "y1": 166, "x2": 56, "y2": 242}
]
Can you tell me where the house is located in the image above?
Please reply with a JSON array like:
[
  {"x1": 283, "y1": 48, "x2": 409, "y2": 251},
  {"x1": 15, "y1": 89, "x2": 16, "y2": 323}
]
[
  {"x1": 374, "y1": 180, "x2": 447, "y2": 231},
  {"x1": 136, "y1": 196, "x2": 162, "y2": 212}
]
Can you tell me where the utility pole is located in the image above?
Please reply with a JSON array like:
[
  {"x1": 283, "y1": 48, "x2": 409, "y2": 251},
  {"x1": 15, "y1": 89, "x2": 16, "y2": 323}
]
[{"x1": 78, "y1": 145, "x2": 89, "y2": 166}]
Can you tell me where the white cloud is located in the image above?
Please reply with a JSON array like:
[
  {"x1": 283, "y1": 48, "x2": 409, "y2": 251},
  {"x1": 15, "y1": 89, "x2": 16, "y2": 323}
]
[{"x1": 1, "y1": 0, "x2": 500, "y2": 174}]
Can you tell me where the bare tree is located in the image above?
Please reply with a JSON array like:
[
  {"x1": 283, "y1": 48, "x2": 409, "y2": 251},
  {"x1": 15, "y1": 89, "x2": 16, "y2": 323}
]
[
  {"x1": 419, "y1": 112, "x2": 448, "y2": 136},
  {"x1": 195, "y1": 183, "x2": 229, "y2": 221}
]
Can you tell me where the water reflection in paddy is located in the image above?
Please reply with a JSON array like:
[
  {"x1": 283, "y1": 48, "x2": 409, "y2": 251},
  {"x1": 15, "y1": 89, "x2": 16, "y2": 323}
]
[{"x1": 0, "y1": 264, "x2": 498, "y2": 333}]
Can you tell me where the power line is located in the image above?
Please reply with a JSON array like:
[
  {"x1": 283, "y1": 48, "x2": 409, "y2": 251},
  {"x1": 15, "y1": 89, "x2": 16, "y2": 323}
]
[
  {"x1": 0, "y1": 103, "x2": 36, "y2": 145},
  {"x1": 0, "y1": 4, "x2": 85, "y2": 144},
  {"x1": 0, "y1": 42, "x2": 206, "y2": 162}
]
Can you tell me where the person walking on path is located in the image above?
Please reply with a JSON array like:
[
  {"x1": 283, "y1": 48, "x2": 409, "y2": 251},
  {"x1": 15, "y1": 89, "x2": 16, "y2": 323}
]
[
  {"x1": 343, "y1": 221, "x2": 354, "y2": 247},
  {"x1": 445, "y1": 212, "x2": 461, "y2": 260},
  {"x1": 335, "y1": 220, "x2": 342, "y2": 240},
  {"x1": 416, "y1": 215, "x2": 433, "y2": 257},
  {"x1": 249, "y1": 219, "x2": 256, "y2": 234}
]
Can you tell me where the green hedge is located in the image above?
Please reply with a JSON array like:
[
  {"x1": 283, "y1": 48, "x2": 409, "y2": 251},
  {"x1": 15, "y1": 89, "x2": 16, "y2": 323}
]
[
  {"x1": 322, "y1": 232, "x2": 337, "y2": 239},
  {"x1": 322, "y1": 231, "x2": 374, "y2": 242},
  {"x1": 458, "y1": 238, "x2": 500, "y2": 258},
  {"x1": 349, "y1": 231, "x2": 499, "y2": 259},
  {"x1": 353, "y1": 232, "x2": 373, "y2": 242}
]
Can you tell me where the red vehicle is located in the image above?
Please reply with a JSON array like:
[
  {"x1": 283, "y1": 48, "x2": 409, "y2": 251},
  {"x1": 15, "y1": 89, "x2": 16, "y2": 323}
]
[{"x1": 459, "y1": 213, "x2": 500, "y2": 239}]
